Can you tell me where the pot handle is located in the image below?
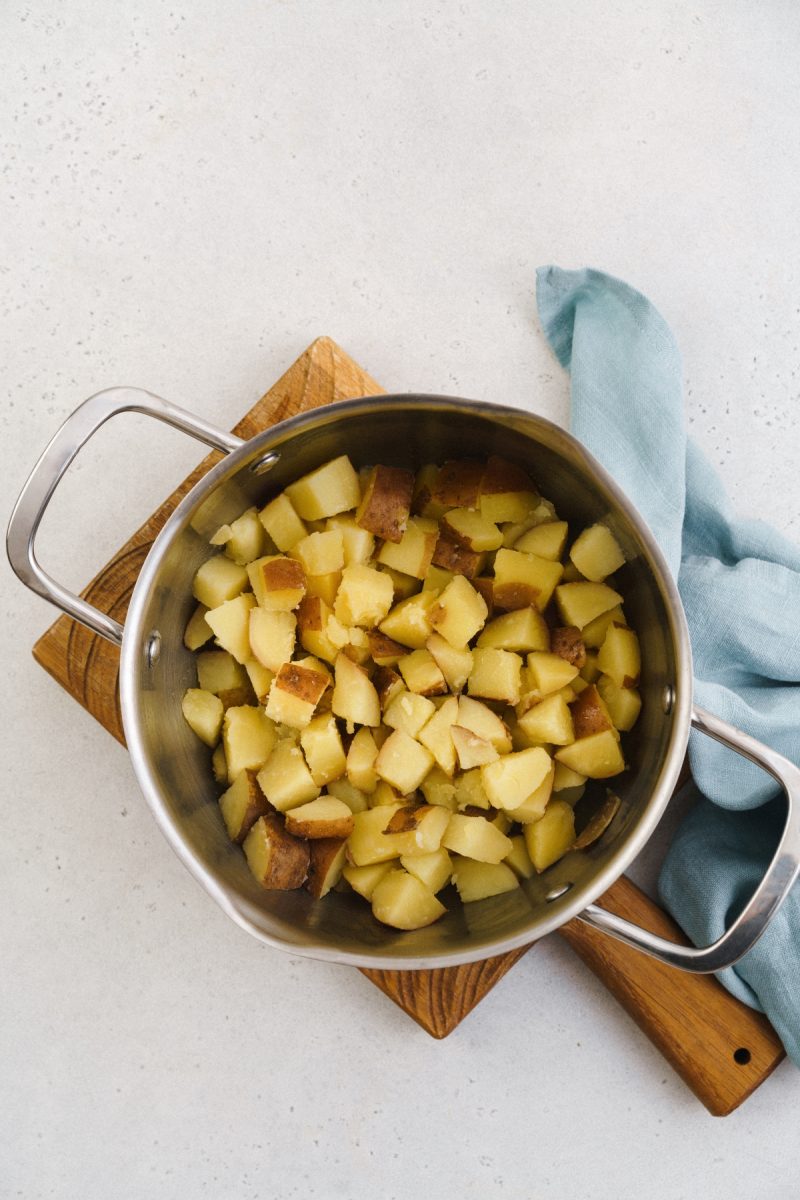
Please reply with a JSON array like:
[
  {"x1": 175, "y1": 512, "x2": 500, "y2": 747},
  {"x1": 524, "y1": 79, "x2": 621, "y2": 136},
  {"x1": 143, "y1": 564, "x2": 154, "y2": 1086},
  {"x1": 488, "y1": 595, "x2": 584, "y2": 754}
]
[
  {"x1": 7, "y1": 387, "x2": 245, "y2": 646},
  {"x1": 578, "y1": 705, "x2": 800, "y2": 973}
]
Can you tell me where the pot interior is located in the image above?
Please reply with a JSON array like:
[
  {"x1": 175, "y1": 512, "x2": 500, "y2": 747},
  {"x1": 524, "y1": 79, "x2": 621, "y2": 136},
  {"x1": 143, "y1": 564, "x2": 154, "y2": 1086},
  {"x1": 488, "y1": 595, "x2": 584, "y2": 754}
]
[{"x1": 123, "y1": 397, "x2": 690, "y2": 967}]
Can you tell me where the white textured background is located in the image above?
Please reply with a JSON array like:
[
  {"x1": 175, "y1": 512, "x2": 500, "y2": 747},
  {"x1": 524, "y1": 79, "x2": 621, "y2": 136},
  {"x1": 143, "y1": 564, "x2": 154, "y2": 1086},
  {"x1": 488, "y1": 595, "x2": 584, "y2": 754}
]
[{"x1": 2, "y1": 3, "x2": 800, "y2": 1198}]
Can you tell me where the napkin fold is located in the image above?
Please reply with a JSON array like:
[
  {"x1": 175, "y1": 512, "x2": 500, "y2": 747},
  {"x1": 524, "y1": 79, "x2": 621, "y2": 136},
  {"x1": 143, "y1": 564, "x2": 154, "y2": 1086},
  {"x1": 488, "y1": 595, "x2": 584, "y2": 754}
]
[{"x1": 536, "y1": 266, "x2": 800, "y2": 1064}]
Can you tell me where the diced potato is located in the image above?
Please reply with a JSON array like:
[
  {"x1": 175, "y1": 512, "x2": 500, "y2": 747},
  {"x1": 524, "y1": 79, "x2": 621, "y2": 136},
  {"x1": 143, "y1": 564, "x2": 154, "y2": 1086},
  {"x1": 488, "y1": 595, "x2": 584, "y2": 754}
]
[
  {"x1": 264, "y1": 663, "x2": 327, "y2": 730},
  {"x1": 342, "y1": 860, "x2": 393, "y2": 899},
  {"x1": 346, "y1": 727, "x2": 380, "y2": 792},
  {"x1": 513, "y1": 520, "x2": 569, "y2": 561},
  {"x1": 442, "y1": 813, "x2": 513, "y2": 864},
  {"x1": 570, "y1": 523, "x2": 626, "y2": 582},
  {"x1": 430, "y1": 574, "x2": 488, "y2": 648},
  {"x1": 580, "y1": 650, "x2": 601, "y2": 683},
  {"x1": 431, "y1": 534, "x2": 485, "y2": 578},
  {"x1": 299, "y1": 712, "x2": 347, "y2": 786},
  {"x1": 377, "y1": 516, "x2": 439, "y2": 579},
  {"x1": 223, "y1": 705, "x2": 277, "y2": 783},
  {"x1": 411, "y1": 463, "x2": 446, "y2": 518},
  {"x1": 552, "y1": 761, "x2": 587, "y2": 792},
  {"x1": 476, "y1": 607, "x2": 549, "y2": 653},
  {"x1": 304, "y1": 571, "x2": 342, "y2": 607},
  {"x1": 371, "y1": 869, "x2": 446, "y2": 930},
  {"x1": 205, "y1": 593, "x2": 258, "y2": 664},
  {"x1": 452, "y1": 858, "x2": 520, "y2": 902},
  {"x1": 493, "y1": 549, "x2": 563, "y2": 612},
  {"x1": 397, "y1": 648, "x2": 447, "y2": 696},
  {"x1": 211, "y1": 742, "x2": 228, "y2": 786},
  {"x1": 379, "y1": 565, "x2": 421, "y2": 601},
  {"x1": 243, "y1": 814, "x2": 310, "y2": 890},
  {"x1": 450, "y1": 725, "x2": 499, "y2": 770},
  {"x1": 181, "y1": 688, "x2": 224, "y2": 747},
  {"x1": 184, "y1": 604, "x2": 214, "y2": 651},
  {"x1": 379, "y1": 590, "x2": 440, "y2": 649},
  {"x1": 328, "y1": 778, "x2": 370, "y2": 814},
  {"x1": 192, "y1": 554, "x2": 249, "y2": 609},
  {"x1": 326, "y1": 514, "x2": 375, "y2": 565},
  {"x1": 334, "y1": 563, "x2": 394, "y2": 627},
  {"x1": 454, "y1": 767, "x2": 491, "y2": 810},
  {"x1": 550, "y1": 626, "x2": 587, "y2": 669},
  {"x1": 400, "y1": 847, "x2": 453, "y2": 892},
  {"x1": 373, "y1": 666, "x2": 406, "y2": 712},
  {"x1": 555, "y1": 581, "x2": 622, "y2": 629},
  {"x1": 355, "y1": 464, "x2": 414, "y2": 543},
  {"x1": 478, "y1": 456, "x2": 538, "y2": 523},
  {"x1": 432, "y1": 460, "x2": 484, "y2": 509},
  {"x1": 555, "y1": 730, "x2": 626, "y2": 778},
  {"x1": 375, "y1": 730, "x2": 435, "y2": 794},
  {"x1": 425, "y1": 634, "x2": 473, "y2": 693},
  {"x1": 422, "y1": 564, "x2": 455, "y2": 592},
  {"x1": 504, "y1": 834, "x2": 535, "y2": 880},
  {"x1": 331, "y1": 653, "x2": 381, "y2": 730},
  {"x1": 570, "y1": 683, "x2": 614, "y2": 739},
  {"x1": 259, "y1": 492, "x2": 308, "y2": 552},
  {"x1": 249, "y1": 608, "x2": 297, "y2": 672},
  {"x1": 294, "y1": 595, "x2": 338, "y2": 664},
  {"x1": 222, "y1": 507, "x2": 267, "y2": 565},
  {"x1": 597, "y1": 624, "x2": 641, "y2": 687},
  {"x1": 369, "y1": 781, "x2": 404, "y2": 809},
  {"x1": 367, "y1": 630, "x2": 406, "y2": 667},
  {"x1": 256, "y1": 739, "x2": 321, "y2": 810},
  {"x1": 285, "y1": 454, "x2": 361, "y2": 520},
  {"x1": 244, "y1": 658, "x2": 274, "y2": 704},
  {"x1": 219, "y1": 769, "x2": 270, "y2": 843},
  {"x1": 293, "y1": 529, "x2": 345, "y2": 576},
  {"x1": 346, "y1": 804, "x2": 405, "y2": 866},
  {"x1": 441, "y1": 508, "x2": 503, "y2": 552},
  {"x1": 580, "y1": 605, "x2": 626, "y2": 648},
  {"x1": 417, "y1": 696, "x2": 460, "y2": 775},
  {"x1": 383, "y1": 690, "x2": 436, "y2": 737},
  {"x1": 305, "y1": 837, "x2": 348, "y2": 898},
  {"x1": 525, "y1": 651, "x2": 579, "y2": 698},
  {"x1": 420, "y1": 766, "x2": 458, "y2": 810},
  {"x1": 467, "y1": 648, "x2": 522, "y2": 705},
  {"x1": 597, "y1": 675, "x2": 642, "y2": 731},
  {"x1": 524, "y1": 799, "x2": 576, "y2": 872},
  {"x1": 516, "y1": 694, "x2": 575, "y2": 746},
  {"x1": 481, "y1": 746, "x2": 552, "y2": 812},
  {"x1": 196, "y1": 649, "x2": 250, "y2": 696},
  {"x1": 257, "y1": 557, "x2": 306, "y2": 611},
  {"x1": 285, "y1": 795, "x2": 355, "y2": 839},
  {"x1": 383, "y1": 804, "x2": 451, "y2": 855},
  {"x1": 508, "y1": 760, "x2": 554, "y2": 822},
  {"x1": 457, "y1": 695, "x2": 512, "y2": 752}
]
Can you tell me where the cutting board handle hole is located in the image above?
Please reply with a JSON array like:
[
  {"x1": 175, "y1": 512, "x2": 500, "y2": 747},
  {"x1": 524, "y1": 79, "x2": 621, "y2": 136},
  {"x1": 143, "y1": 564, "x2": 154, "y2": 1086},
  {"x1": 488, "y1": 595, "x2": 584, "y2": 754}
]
[{"x1": 733, "y1": 1047, "x2": 752, "y2": 1065}]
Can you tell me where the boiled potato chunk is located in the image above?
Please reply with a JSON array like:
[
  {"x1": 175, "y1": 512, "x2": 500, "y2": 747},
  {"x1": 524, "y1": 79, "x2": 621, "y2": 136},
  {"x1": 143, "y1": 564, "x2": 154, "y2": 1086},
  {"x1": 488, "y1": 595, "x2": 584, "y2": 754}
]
[
  {"x1": 371, "y1": 869, "x2": 446, "y2": 930},
  {"x1": 181, "y1": 687, "x2": 223, "y2": 747},
  {"x1": 293, "y1": 529, "x2": 345, "y2": 576},
  {"x1": 455, "y1": 768, "x2": 491, "y2": 810},
  {"x1": 345, "y1": 726, "x2": 379, "y2": 792},
  {"x1": 457, "y1": 695, "x2": 512, "y2": 753},
  {"x1": 506, "y1": 759, "x2": 554, "y2": 822},
  {"x1": 580, "y1": 604, "x2": 626, "y2": 648},
  {"x1": 377, "y1": 516, "x2": 439, "y2": 579},
  {"x1": 355, "y1": 464, "x2": 414, "y2": 543},
  {"x1": 334, "y1": 563, "x2": 394, "y2": 627},
  {"x1": 249, "y1": 608, "x2": 296, "y2": 672},
  {"x1": 384, "y1": 804, "x2": 451, "y2": 855},
  {"x1": 430, "y1": 574, "x2": 488, "y2": 648},
  {"x1": 342, "y1": 859, "x2": 393, "y2": 899},
  {"x1": 553, "y1": 761, "x2": 587, "y2": 792},
  {"x1": 243, "y1": 814, "x2": 309, "y2": 890},
  {"x1": 258, "y1": 557, "x2": 306, "y2": 611},
  {"x1": 400, "y1": 847, "x2": 453, "y2": 893},
  {"x1": 196, "y1": 649, "x2": 250, "y2": 697},
  {"x1": 328, "y1": 778, "x2": 370, "y2": 814},
  {"x1": 420, "y1": 766, "x2": 458, "y2": 810},
  {"x1": 379, "y1": 590, "x2": 440, "y2": 649},
  {"x1": 305, "y1": 837, "x2": 348, "y2": 898},
  {"x1": 285, "y1": 454, "x2": 361, "y2": 520},
  {"x1": 467, "y1": 648, "x2": 522, "y2": 705},
  {"x1": 256, "y1": 739, "x2": 320, "y2": 811},
  {"x1": 397, "y1": 648, "x2": 447, "y2": 696},
  {"x1": 331, "y1": 652, "x2": 381, "y2": 730},
  {"x1": 258, "y1": 492, "x2": 307, "y2": 552},
  {"x1": 244, "y1": 657, "x2": 274, "y2": 703},
  {"x1": 300, "y1": 712, "x2": 346, "y2": 786},
  {"x1": 525, "y1": 651, "x2": 579, "y2": 697},
  {"x1": 367, "y1": 629, "x2": 406, "y2": 667},
  {"x1": 264, "y1": 662, "x2": 328, "y2": 729},
  {"x1": 219, "y1": 769, "x2": 271, "y2": 843},
  {"x1": 375, "y1": 729, "x2": 435, "y2": 794},
  {"x1": 513, "y1": 520, "x2": 569, "y2": 561},
  {"x1": 570, "y1": 683, "x2": 614, "y2": 738},
  {"x1": 221, "y1": 507, "x2": 267, "y2": 565},
  {"x1": 304, "y1": 570, "x2": 342, "y2": 608},
  {"x1": 555, "y1": 581, "x2": 622, "y2": 629},
  {"x1": 476, "y1": 607, "x2": 549, "y2": 652},
  {"x1": 597, "y1": 624, "x2": 641, "y2": 687},
  {"x1": 383, "y1": 690, "x2": 436, "y2": 738},
  {"x1": 192, "y1": 554, "x2": 249, "y2": 609},
  {"x1": 295, "y1": 595, "x2": 340, "y2": 664},
  {"x1": 451, "y1": 726, "x2": 499, "y2": 770},
  {"x1": 223, "y1": 705, "x2": 277, "y2": 783},
  {"x1": 431, "y1": 533, "x2": 485, "y2": 578},
  {"x1": 211, "y1": 742, "x2": 228, "y2": 786},
  {"x1": 481, "y1": 746, "x2": 552, "y2": 812},
  {"x1": 493, "y1": 549, "x2": 563, "y2": 612},
  {"x1": 205, "y1": 593, "x2": 257, "y2": 664},
  {"x1": 416, "y1": 695, "x2": 459, "y2": 775},
  {"x1": 569, "y1": 523, "x2": 625, "y2": 582},
  {"x1": 441, "y1": 508, "x2": 503, "y2": 552},
  {"x1": 285, "y1": 796, "x2": 355, "y2": 840},
  {"x1": 346, "y1": 804, "x2": 405, "y2": 865},
  {"x1": 327, "y1": 514, "x2": 375, "y2": 565},
  {"x1": 452, "y1": 858, "x2": 520, "y2": 902},
  {"x1": 432, "y1": 460, "x2": 484, "y2": 509},
  {"x1": 184, "y1": 604, "x2": 214, "y2": 651},
  {"x1": 442, "y1": 813, "x2": 513, "y2": 864},
  {"x1": 550, "y1": 626, "x2": 587, "y2": 669},
  {"x1": 524, "y1": 799, "x2": 576, "y2": 872},
  {"x1": 478, "y1": 456, "x2": 538, "y2": 523},
  {"x1": 504, "y1": 834, "x2": 535, "y2": 880},
  {"x1": 597, "y1": 675, "x2": 642, "y2": 731},
  {"x1": 425, "y1": 633, "x2": 473, "y2": 693},
  {"x1": 555, "y1": 730, "x2": 625, "y2": 778},
  {"x1": 516, "y1": 694, "x2": 575, "y2": 746}
]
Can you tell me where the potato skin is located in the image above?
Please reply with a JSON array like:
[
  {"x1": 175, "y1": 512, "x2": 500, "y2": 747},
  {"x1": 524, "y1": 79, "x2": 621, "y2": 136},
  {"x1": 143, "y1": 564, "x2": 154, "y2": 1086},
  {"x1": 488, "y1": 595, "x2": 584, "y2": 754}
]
[
  {"x1": 305, "y1": 837, "x2": 348, "y2": 898},
  {"x1": 432, "y1": 534, "x2": 484, "y2": 578},
  {"x1": 247, "y1": 814, "x2": 310, "y2": 889},
  {"x1": 432, "y1": 460, "x2": 484, "y2": 509},
  {"x1": 285, "y1": 809, "x2": 355, "y2": 840},
  {"x1": 480, "y1": 455, "x2": 536, "y2": 496},
  {"x1": 570, "y1": 684, "x2": 612, "y2": 738},
  {"x1": 356, "y1": 465, "x2": 415, "y2": 543},
  {"x1": 551, "y1": 625, "x2": 586, "y2": 668}
]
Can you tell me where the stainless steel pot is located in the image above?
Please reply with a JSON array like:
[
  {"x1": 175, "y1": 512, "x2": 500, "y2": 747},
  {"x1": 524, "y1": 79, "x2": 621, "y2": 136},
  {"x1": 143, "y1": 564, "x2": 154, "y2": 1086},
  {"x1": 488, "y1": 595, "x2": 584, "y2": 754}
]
[{"x1": 9, "y1": 388, "x2": 800, "y2": 971}]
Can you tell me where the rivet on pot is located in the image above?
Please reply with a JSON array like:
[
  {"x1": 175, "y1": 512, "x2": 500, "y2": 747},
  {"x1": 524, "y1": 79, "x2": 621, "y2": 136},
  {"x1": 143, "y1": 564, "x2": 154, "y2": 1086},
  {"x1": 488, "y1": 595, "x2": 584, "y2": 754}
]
[
  {"x1": 145, "y1": 631, "x2": 162, "y2": 667},
  {"x1": 249, "y1": 451, "x2": 280, "y2": 476},
  {"x1": 545, "y1": 882, "x2": 573, "y2": 902},
  {"x1": 662, "y1": 684, "x2": 675, "y2": 714}
]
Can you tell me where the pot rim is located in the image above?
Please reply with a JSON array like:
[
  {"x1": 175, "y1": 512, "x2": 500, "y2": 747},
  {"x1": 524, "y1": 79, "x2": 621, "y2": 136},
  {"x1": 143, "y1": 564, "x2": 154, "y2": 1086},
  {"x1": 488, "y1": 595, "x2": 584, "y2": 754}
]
[{"x1": 120, "y1": 394, "x2": 693, "y2": 969}]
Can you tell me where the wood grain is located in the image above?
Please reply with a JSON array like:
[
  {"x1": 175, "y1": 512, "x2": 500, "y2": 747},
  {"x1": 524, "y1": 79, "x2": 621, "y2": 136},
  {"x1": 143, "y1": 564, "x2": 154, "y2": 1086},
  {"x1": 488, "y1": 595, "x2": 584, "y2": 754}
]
[{"x1": 30, "y1": 335, "x2": 785, "y2": 1112}]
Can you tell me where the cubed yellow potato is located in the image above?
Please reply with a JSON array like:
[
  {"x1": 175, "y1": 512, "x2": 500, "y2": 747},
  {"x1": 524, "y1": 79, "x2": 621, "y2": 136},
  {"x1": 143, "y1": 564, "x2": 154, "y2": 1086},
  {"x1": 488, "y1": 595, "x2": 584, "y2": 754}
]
[
  {"x1": 327, "y1": 777, "x2": 370, "y2": 814},
  {"x1": 422, "y1": 564, "x2": 455, "y2": 592},
  {"x1": 205, "y1": 593, "x2": 258, "y2": 664},
  {"x1": 580, "y1": 604, "x2": 626, "y2": 648},
  {"x1": 326, "y1": 514, "x2": 375, "y2": 565},
  {"x1": 293, "y1": 529, "x2": 345, "y2": 577},
  {"x1": 256, "y1": 557, "x2": 306, "y2": 611},
  {"x1": 516, "y1": 694, "x2": 575, "y2": 746},
  {"x1": 305, "y1": 838, "x2": 349, "y2": 899},
  {"x1": 375, "y1": 729, "x2": 435, "y2": 794},
  {"x1": 219, "y1": 769, "x2": 271, "y2": 843},
  {"x1": 249, "y1": 607, "x2": 296, "y2": 672},
  {"x1": 243, "y1": 814, "x2": 310, "y2": 890},
  {"x1": 333, "y1": 563, "x2": 394, "y2": 627},
  {"x1": 525, "y1": 651, "x2": 579, "y2": 697},
  {"x1": 331, "y1": 652, "x2": 381, "y2": 730},
  {"x1": 211, "y1": 742, "x2": 228, "y2": 786},
  {"x1": 478, "y1": 456, "x2": 538, "y2": 523},
  {"x1": 342, "y1": 860, "x2": 393, "y2": 900},
  {"x1": 181, "y1": 688, "x2": 224, "y2": 747},
  {"x1": 256, "y1": 739, "x2": 321, "y2": 810},
  {"x1": 597, "y1": 624, "x2": 641, "y2": 687},
  {"x1": 454, "y1": 767, "x2": 492, "y2": 810},
  {"x1": 452, "y1": 858, "x2": 520, "y2": 902},
  {"x1": 304, "y1": 571, "x2": 342, "y2": 608},
  {"x1": 417, "y1": 695, "x2": 459, "y2": 775},
  {"x1": 412, "y1": 462, "x2": 447, "y2": 519},
  {"x1": 419, "y1": 765, "x2": 458, "y2": 810},
  {"x1": 441, "y1": 508, "x2": 503, "y2": 552},
  {"x1": 258, "y1": 492, "x2": 308, "y2": 552},
  {"x1": 476, "y1": 607, "x2": 549, "y2": 652},
  {"x1": 580, "y1": 650, "x2": 601, "y2": 683},
  {"x1": 524, "y1": 799, "x2": 576, "y2": 871},
  {"x1": 223, "y1": 705, "x2": 277, "y2": 783},
  {"x1": 597, "y1": 675, "x2": 642, "y2": 731},
  {"x1": 220, "y1": 507, "x2": 266, "y2": 565},
  {"x1": 513, "y1": 520, "x2": 569, "y2": 561},
  {"x1": 243, "y1": 658, "x2": 273, "y2": 704},
  {"x1": 355, "y1": 464, "x2": 415, "y2": 543},
  {"x1": 504, "y1": 834, "x2": 535, "y2": 880},
  {"x1": 371, "y1": 869, "x2": 446, "y2": 930},
  {"x1": 425, "y1": 634, "x2": 473, "y2": 693},
  {"x1": 552, "y1": 761, "x2": 587, "y2": 792},
  {"x1": 555, "y1": 582, "x2": 622, "y2": 629},
  {"x1": 377, "y1": 516, "x2": 439, "y2": 579},
  {"x1": 555, "y1": 729, "x2": 626, "y2": 778},
  {"x1": 430, "y1": 574, "x2": 488, "y2": 648},
  {"x1": 346, "y1": 726, "x2": 380, "y2": 792},
  {"x1": 285, "y1": 454, "x2": 361, "y2": 520},
  {"x1": 383, "y1": 689, "x2": 436, "y2": 737},
  {"x1": 397, "y1": 648, "x2": 447, "y2": 696},
  {"x1": 300, "y1": 712, "x2": 347, "y2": 786},
  {"x1": 508, "y1": 759, "x2": 555, "y2": 822},
  {"x1": 451, "y1": 726, "x2": 499, "y2": 770},
  {"x1": 379, "y1": 565, "x2": 421, "y2": 601},
  {"x1": 457, "y1": 695, "x2": 512, "y2": 752},
  {"x1": 285, "y1": 796, "x2": 355, "y2": 840},
  {"x1": 379, "y1": 589, "x2": 441, "y2": 649},
  {"x1": 442, "y1": 813, "x2": 513, "y2": 864},
  {"x1": 196, "y1": 649, "x2": 250, "y2": 697},
  {"x1": 192, "y1": 554, "x2": 249, "y2": 609},
  {"x1": 345, "y1": 804, "x2": 405, "y2": 865},
  {"x1": 400, "y1": 847, "x2": 453, "y2": 893},
  {"x1": 570, "y1": 523, "x2": 626, "y2": 582},
  {"x1": 432, "y1": 459, "x2": 484, "y2": 509},
  {"x1": 493, "y1": 549, "x2": 563, "y2": 612},
  {"x1": 480, "y1": 745, "x2": 552, "y2": 811},
  {"x1": 295, "y1": 595, "x2": 339, "y2": 664},
  {"x1": 467, "y1": 647, "x2": 522, "y2": 705},
  {"x1": 184, "y1": 604, "x2": 214, "y2": 651}
]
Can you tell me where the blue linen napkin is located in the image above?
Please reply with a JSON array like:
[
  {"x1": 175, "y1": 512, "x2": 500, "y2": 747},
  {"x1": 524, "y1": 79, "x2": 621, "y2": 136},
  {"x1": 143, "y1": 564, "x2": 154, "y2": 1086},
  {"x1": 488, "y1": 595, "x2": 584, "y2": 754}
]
[{"x1": 536, "y1": 266, "x2": 800, "y2": 1064}]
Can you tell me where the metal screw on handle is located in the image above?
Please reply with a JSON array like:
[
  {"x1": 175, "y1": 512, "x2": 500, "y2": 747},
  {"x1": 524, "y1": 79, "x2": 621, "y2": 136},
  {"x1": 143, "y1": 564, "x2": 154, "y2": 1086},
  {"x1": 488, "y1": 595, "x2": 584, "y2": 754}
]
[
  {"x1": 6, "y1": 387, "x2": 245, "y2": 646},
  {"x1": 578, "y1": 705, "x2": 800, "y2": 973}
]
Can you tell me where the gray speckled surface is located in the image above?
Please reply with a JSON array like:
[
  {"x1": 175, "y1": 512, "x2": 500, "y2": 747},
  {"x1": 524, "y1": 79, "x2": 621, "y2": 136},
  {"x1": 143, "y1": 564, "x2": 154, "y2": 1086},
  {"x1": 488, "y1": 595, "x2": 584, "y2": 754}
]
[{"x1": 2, "y1": 3, "x2": 800, "y2": 1198}]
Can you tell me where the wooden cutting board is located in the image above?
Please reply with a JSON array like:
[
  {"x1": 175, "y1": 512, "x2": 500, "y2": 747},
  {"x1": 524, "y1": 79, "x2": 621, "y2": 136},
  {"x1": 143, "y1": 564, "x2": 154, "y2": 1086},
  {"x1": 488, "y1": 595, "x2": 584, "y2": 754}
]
[{"x1": 32, "y1": 336, "x2": 786, "y2": 1115}]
